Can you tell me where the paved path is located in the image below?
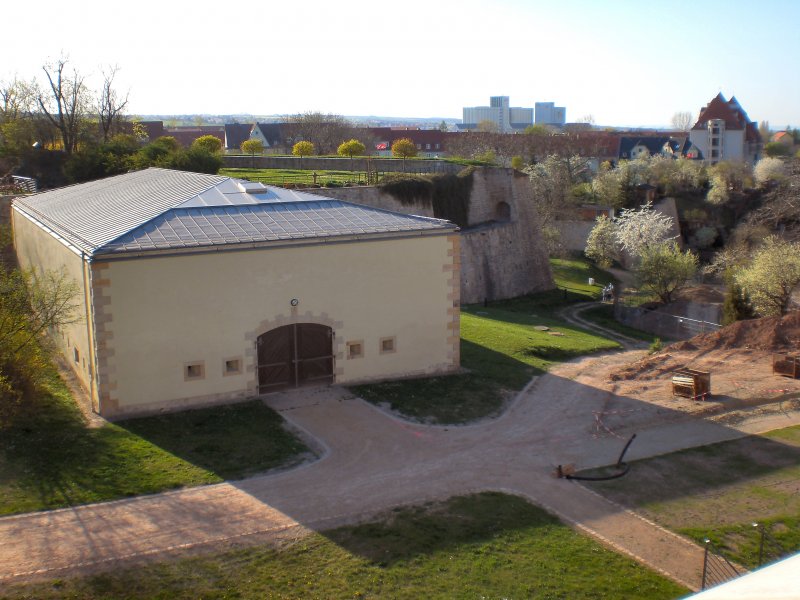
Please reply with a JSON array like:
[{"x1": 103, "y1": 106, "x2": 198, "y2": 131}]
[{"x1": 4, "y1": 348, "x2": 800, "y2": 590}]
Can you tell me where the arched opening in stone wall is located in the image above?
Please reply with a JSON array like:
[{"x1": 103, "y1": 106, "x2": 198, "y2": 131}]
[{"x1": 495, "y1": 201, "x2": 511, "y2": 222}]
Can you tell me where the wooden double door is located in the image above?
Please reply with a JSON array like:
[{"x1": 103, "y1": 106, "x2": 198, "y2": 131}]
[{"x1": 257, "y1": 324, "x2": 334, "y2": 393}]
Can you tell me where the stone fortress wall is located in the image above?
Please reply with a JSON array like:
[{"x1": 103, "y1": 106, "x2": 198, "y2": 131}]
[{"x1": 309, "y1": 167, "x2": 554, "y2": 304}]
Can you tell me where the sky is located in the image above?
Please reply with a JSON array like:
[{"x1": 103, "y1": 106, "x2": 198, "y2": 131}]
[{"x1": 3, "y1": 0, "x2": 799, "y2": 128}]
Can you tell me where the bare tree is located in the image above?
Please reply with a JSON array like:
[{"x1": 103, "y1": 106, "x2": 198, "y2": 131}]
[
  {"x1": 282, "y1": 112, "x2": 360, "y2": 155},
  {"x1": 745, "y1": 159, "x2": 800, "y2": 241},
  {"x1": 670, "y1": 111, "x2": 693, "y2": 132},
  {"x1": 37, "y1": 57, "x2": 89, "y2": 155},
  {"x1": 97, "y1": 66, "x2": 129, "y2": 142}
]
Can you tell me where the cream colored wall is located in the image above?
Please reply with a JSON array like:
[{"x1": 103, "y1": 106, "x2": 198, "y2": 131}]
[
  {"x1": 98, "y1": 234, "x2": 458, "y2": 416},
  {"x1": 11, "y1": 208, "x2": 94, "y2": 394}
]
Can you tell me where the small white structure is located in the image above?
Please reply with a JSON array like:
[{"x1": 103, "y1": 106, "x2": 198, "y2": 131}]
[{"x1": 13, "y1": 169, "x2": 460, "y2": 418}]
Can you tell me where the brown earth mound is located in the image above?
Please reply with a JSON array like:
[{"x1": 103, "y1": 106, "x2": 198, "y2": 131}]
[
  {"x1": 671, "y1": 312, "x2": 800, "y2": 353},
  {"x1": 610, "y1": 312, "x2": 800, "y2": 382}
]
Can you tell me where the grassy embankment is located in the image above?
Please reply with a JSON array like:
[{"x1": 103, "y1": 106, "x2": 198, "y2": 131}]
[
  {"x1": 2, "y1": 492, "x2": 688, "y2": 600},
  {"x1": 0, "y1": 366, "x2": 308, "y2": 515},
  {"x1": 580, "y1": 425, "x2": 800, "y2": 569}
]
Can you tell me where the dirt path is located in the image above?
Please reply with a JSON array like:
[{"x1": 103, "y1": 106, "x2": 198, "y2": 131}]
[
  {"x1": 3, "y1": 326, "x2": 800, "y2": 590},
  {"x1": 559, "y1": 301, "x2": 647, "y2": 350}
]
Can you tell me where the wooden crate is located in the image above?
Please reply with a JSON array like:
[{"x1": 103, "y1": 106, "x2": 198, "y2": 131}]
[
  {"x1": 773, "y1": 354, "x2": 800, "y2": 379},
  {"x1": 672, "y1": 368, "x2": 711, "y2": 401}
]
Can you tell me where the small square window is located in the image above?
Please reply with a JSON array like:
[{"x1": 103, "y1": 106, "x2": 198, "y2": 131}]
[
  {"x1": 185, "y1": 361, "x2": 205, "y2": 380},
  {"x1": 224, "y1": 358, "x2": 242, "y2": 376},
  {"x1": 347, "y1": 341, "x2": 364, "y2": 359},
  {"x1": 380, "y1": 337, "x2": 396, "y2": 354}
]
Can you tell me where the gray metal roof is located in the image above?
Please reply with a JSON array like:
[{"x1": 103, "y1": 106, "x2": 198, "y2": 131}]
[
  {"x1": 101, "y1": 200, "x2": 452, "y2": 254},
  {"x1": 13, "y1": 168, "x2": 454, "y2": 257}
]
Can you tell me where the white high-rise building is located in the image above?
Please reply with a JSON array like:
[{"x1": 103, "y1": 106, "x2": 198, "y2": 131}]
[
  {"x1": 462, "y1": 96, "x2": 533, "y2": 132},
  {"x1": 534, "y1": 102, "x2": 566, "y2": 126}
]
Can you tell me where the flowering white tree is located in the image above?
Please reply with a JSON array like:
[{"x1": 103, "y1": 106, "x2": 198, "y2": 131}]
[
  {"x1": 613, "y1": 201, "x2": 676, "y2": 258},
  {"x1": 753, "y1": 157, "x2": 786, "y2": 187},
  {"x1": 584, "y1": 214, "x2": 617, "y2": 268},
  {"x1": 706, "y1": 160, "x2": 753, "y2": 205},
  {"x1": 735, "y1": 236, "x2": 800, "y2": 316},
  {"x1": 636, "y1": 242, "x2": 698, "y2": 303}
]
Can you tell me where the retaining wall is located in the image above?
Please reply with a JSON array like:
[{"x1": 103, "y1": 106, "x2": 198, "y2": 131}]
[
  {"x1": 221, "y1": 155, "x2": 464, "y2": 174},
  {"x1": 311, "y1": 167, "x2": 553, "y2": 304}
]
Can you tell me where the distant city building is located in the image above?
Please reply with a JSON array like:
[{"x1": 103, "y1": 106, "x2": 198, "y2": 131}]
[
  {"x1": 534, "y1": 102, "x2": 566, "y2": 126},
  {"x1": 461, "y1": 96, "x2": 534, "y2": 132},
  {"x1": 688, "y1": 93, "x2": 761, "y2": 164}
]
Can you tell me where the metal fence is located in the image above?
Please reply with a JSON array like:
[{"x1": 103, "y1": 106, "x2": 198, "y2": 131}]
[
  {"x1": 0, "y1": 175, "x2": 37, "y2": 194},
  {"x1": 701, "y1": 539, "x2": 741, "y2": 590},
  {"x1": 614, "y1": 302, "x2": 721, "y2": 341},
  {"x1": 700, "y1": 522, "x2": 797, "y2": 590}
]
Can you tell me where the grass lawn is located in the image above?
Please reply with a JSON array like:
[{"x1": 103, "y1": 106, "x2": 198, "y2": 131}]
[
  {"x1": 352, "y1": 257, "x2": 622, "y2": 424},
  {"x1": 2, "y1": 492, "x2": 688, "y2": 599},
  {"x1": 219, "y1": 167, "x2": 372, "y2": 186},
  {"x1": 579, "y1": 425, "x2": 800, "y2": 569},
  {"x1": 0, "y1": 367, "x2": 308, "y2": 516},
  {"x1": 550, "y1": 256, "x2": 617, "y2": 299}
]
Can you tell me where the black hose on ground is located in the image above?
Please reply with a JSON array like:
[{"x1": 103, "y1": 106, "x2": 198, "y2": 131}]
[{"x1": 558, "y1": 434, "x2": 637, "y2": 481}]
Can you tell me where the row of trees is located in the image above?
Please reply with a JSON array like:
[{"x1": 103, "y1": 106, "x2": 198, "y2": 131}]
[
  {"x1": 240, "y1": 137, "x2": 419, "y2": 164},
  {"x1": 64, "y1": 134, "x2": 223, "y2": 182}
]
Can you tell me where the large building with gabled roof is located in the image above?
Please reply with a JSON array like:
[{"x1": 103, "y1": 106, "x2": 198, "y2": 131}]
[
  {"x1": 688, "y1": 93, "x2": 761, "y2": 164},
  {"x1": 12, "y1": 168, "x2": 460, "y2": 418}
]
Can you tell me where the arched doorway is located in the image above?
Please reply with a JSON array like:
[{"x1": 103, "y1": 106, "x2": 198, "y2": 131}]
[
  {"x1": 495, "y1": 201, "x2": 511, "y2": 222},
  {"x1": 257, "y1": 324, "x2": 334, "y2": 393}
]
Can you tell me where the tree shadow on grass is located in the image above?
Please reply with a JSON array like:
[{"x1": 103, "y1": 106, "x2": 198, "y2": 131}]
[
  {"x1": 1, "y1": 370, "x2": 308, "y2": 515},
  {"x1": 323, "y1": 491, "x2": 559, "y2": 567},
  {"x1": 118, "y1": 400, "x2": 310, "y2": 481},
  {"x1": 319, "y1": 492, "x2": 688, "y2": 599},
  {"x1": 1, "y1": 372, "x2": 123, "y2": 514},
  {"x1": 578, "y1": 431, "x2": 800, "y2": 506},
  {"x1": 576, "y1": 429, "x2": 800, "y2": 567}
]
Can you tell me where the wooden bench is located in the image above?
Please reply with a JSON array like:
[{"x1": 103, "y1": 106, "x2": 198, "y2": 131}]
[
  {"x1": 672, "y1": 368, "x2": 711, "y2": 401},
  {"x1": 773, "y1": 354, "x2": 800, "y2": 379}
]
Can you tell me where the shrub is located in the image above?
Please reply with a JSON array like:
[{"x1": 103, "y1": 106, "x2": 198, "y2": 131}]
[
  {"x1": 721, "y1": 282, "x2": 755, "y2": 326},
  {"x1": 649, "y1": 338, "x2": 662, "y2": 354}
]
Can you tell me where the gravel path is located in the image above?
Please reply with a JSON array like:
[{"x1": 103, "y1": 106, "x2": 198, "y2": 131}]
[{"x1": 4, "y1": 315, "x2": 800, "y2": 591}]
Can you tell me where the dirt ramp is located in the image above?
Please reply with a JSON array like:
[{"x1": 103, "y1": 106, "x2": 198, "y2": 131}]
[{"x1": 611, "y1": 313, "x2": 799, "y2": 382}]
